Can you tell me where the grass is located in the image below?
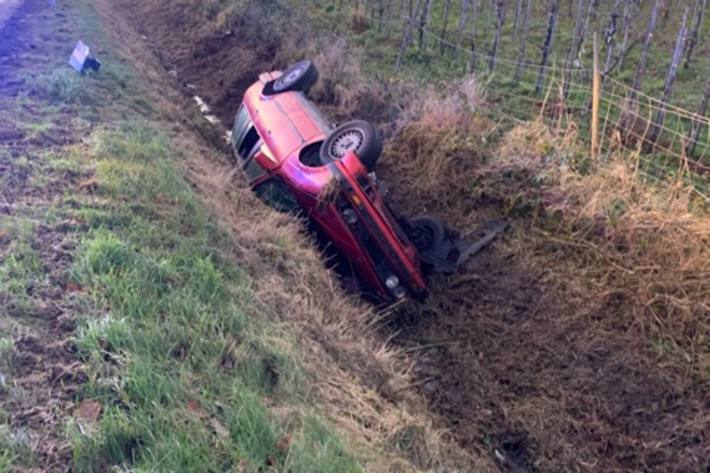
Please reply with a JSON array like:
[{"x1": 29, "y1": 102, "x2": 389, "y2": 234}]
[
  {"x1": 31, "y1": 68, "x2": 86, "y2": 102},
  {"x1": 0, "y1": 219, "x2": 42, "y2": 304},
  {"x1": 65, "y1": 121, "x2": 361, "y2": 472}
]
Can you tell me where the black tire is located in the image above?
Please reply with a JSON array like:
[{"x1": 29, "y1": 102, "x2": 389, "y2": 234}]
[
  {"x1": 407, "y1": 216, "x2": 446, "y2": 252},
  {"x1": 268, "y1": 60, "x2": 319, "y2": 94},
  {"x1": 320, "y1": 120, "x2": 383, "y2": 171}
]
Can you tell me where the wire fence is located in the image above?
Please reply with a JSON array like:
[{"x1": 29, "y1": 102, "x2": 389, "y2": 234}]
[{"x1": 386, "y1": 18, "x2": 710, "y2": 198}]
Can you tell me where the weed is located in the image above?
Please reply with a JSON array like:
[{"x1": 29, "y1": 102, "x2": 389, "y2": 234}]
[
  {"x1": 0, "y1": 220, "x2": 42, "y2": 302},
  {"x1": 32, "y1": 69, "x2": 84, "y2": 103},
  {"x1": 0, "y1": 424, "x2": 36, "y2": 470}
]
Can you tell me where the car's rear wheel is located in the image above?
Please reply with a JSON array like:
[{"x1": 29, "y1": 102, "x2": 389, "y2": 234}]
[
  {"x1": 268, "y1": 60, "x2": 319, "y2": 95},
  {"x1": 320, "y1": 120, "x2": 382, "y2": 171},
  {"x1": 407, "y1": 216, "x2": 446, "y2": 252}
]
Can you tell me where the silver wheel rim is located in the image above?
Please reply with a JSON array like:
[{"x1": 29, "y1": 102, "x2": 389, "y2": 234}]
[
  {"x1": 275, "y1": 63, "x2": 307, "y2": 90},
  {"x1": 329, "y1": 129, "x2": 364, "y2": 158}
]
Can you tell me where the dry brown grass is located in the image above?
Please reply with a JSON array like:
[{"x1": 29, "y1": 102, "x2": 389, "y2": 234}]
[
  {"x1": 493, "y1": 119, "x2": 710, "y2": 380},
  {"x1": 379, "y1": 102, "x2": 710, "y2": 470},
  {"x1": 382, "y1": 76, "x2": 493, "y2": 201}
]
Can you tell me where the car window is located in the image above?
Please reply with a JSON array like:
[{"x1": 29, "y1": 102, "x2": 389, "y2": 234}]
[
  {"x1": 244, "y1": 156, "x2": 266, "y2": 181},
  {"x1": 254, "y1": 178, "x2": 299, "y2": 213},
  {"x1": 238, "y1": 127, "x2": 260, "y2": 159},
  {"x1": 232, "y1": 105, "x2": 250, "y2": 151},
  {"x1": 233, "y1": 105, "x2": 263, "y2": 162}
]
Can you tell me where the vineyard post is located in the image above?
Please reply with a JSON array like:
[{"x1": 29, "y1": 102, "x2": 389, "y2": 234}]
[
  {"x1": 395, "y1": 0, "x2": 424, "y2": 71},
  {"x1": 684, "y1": 0, "x2": 707, "y2": 68},
  {"x1": 489, "y1": 0, "x2": 507, "y2": 71},
  {"x1": 686, "y1": 78, "x2": 710, "y2": 157},
  {"x1": 513, "y1": 0, "x2": 531, "y2": 81},
  {"x1": 603, "y1": 0, "x2": 621, "y2": 77},
  {"x1": 418, "y1": 0, "x2": 433, "y2": 50},
  {"x1": 535, "y1": 0, "x2": 560, "y2": 95},
  {"x1": 630, "y1": 0, "x2": 662, "y2": 100},
  {"x1": 470, "y1": 0, "x2": 480, "y2": 70},
  {"x1": 649, "y1": 6, "x2": 689, "y2": 147},
  {"x1": 592, "y1": 32, "x2": 601, "y2": 161}
]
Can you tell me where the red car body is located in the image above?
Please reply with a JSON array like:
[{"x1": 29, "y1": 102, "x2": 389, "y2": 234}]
[{"x1": 233, "y1": 71, "x2": 427, "y2": 301}]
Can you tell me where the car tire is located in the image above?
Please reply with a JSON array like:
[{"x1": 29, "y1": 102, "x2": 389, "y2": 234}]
[
  {"x1": 268, "y1": 60, "x2": 319, "y2": 95},
  {"x1": 407, "y1": 216, "x2": 446, "y2": 252},
  {"x1": 320, "y1": 120, "x2": 383, "y2": 171}
]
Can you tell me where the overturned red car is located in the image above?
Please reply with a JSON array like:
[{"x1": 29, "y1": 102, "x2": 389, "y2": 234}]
[{"x1": 232, "y1": 60, "x2": 505, "y2": 302}]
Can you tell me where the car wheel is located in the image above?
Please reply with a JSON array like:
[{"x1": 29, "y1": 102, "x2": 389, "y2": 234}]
[
  {"x1": 407, "y1": 216, "x2": 446, "y2": 252},
  {"x1": 269, "y1": 60, "x2": 319, "y2": 94},
  {"x1": 320, "y1": 120, "x2": 383, "y2": 171}
]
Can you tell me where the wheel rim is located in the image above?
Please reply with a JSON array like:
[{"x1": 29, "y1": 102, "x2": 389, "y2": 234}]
[
  {"x1": 275, "y1": 63, "x2": 307, "y2": 90},
  {"x1": 329, "y1": 129, "x2": 364, "y2": 158}
]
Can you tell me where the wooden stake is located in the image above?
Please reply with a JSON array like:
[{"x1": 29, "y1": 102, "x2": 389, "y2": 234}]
[{"x1": 591, "y1": 32, "x2": 601, "y2": 161}]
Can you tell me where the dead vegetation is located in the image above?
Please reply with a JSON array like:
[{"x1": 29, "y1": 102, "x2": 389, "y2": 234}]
[
  {"x1": 383, "y1": 76, "x2": 492, "y2": 198},
  {"x1": 495, "y1": 118, "x2": 710, "y2": 378}
]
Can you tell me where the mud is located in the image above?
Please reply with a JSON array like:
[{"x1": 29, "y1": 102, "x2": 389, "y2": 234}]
[{"x1": 15, "y1": 0, "x2": 710, "y2": 472}]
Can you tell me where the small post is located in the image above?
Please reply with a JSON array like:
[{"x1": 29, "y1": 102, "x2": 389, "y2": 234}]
[{"x1": 591, "y1": 32, "x2": 601, "y2": 160}]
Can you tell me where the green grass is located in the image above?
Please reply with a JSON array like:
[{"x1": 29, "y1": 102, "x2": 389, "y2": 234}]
[
  {"x1": 0, "y1": 219, "x2": 43, "y2": 304},
  {"x1": 31, "y1": 68, "x2": 87, "y2": 102},
  {"x1": 65, "y1": 121, "x2": 361, "y2": 472}
]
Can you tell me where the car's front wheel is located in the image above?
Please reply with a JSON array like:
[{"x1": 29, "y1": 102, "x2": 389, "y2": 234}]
[{"x1": 320, "y1": 120, "x2": 383, "y2": 171}]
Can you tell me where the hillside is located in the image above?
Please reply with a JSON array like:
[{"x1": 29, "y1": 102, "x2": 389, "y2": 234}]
[{"x1": 1, "y1": 1, "x2": 708, "y2": 473}]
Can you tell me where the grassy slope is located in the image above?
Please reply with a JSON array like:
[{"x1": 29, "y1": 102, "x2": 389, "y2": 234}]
[
  {"x1": 69, "y1": 122, "x2": 361, "y2": 472},
  {"x1": 1, "y1": 1, "x2": 360, "y2": 471}
]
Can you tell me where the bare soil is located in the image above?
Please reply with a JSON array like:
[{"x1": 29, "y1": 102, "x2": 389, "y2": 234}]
[{"x1": 106, "y1": 2, "x2": 709, "y2": 472}]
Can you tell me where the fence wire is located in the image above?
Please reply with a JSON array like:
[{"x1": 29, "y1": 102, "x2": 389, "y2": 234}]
[
  {"x1": 288, "y1": 2, "x2": 709, "y2": 197},
  {"x1": 389, "y1": 20, "x2": 710, "y2": 198}
]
